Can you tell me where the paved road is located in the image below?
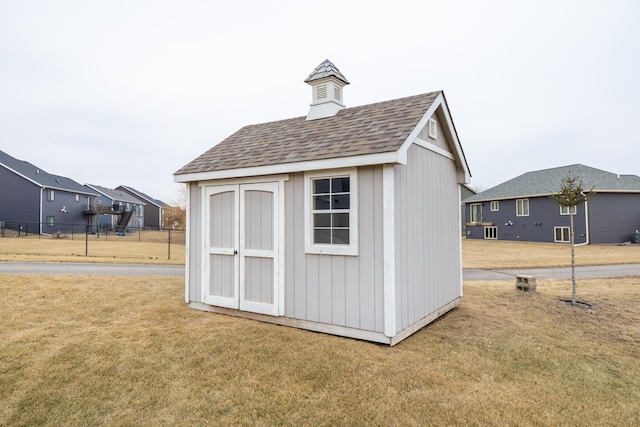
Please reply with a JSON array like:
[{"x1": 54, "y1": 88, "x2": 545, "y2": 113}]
[
  {"x1": 0, "y1": 261, "x2": 183, "y2": 276},
  {"x1": 1, "y1": 261, "x2": 639, "y2": 280},
  {"x1": 464, "y1": 264, "x2": 640, "y2": 281}
]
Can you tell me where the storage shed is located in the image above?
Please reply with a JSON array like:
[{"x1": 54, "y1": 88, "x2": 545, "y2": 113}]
[{"x1": 174, "y1": 60, "x2": 471, "y2": 345}]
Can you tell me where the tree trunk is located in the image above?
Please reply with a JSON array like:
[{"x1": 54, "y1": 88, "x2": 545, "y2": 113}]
[{"x1": 570, "y1": 211, "x2": 576, "y2": 305}]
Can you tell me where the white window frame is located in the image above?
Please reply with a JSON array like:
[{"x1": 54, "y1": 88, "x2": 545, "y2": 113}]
[
  {"x1": 470, "y1": 203, "x2": 482, "y2": 223},
  {"x1": 47, "y1": 189, "x2": 55, "y2": 202},
  {"x1": 305, "y1": 168, "x2": 358, "y2": 256},
  {"x1": 490, "y1": 201, "x2": 499, "y2": 211},
  {"x1": 484, "y1": 226, "x2": 498, "y2": 240},
  {"x1": 560, "y1": 205, "x2": 577, "y2": 215},
  {"x1": 554, "y1": 226, "x2": 570, "y2": 243},
  {"x1": 516, "y1": 199, "x2": 529, "y2": 217}
]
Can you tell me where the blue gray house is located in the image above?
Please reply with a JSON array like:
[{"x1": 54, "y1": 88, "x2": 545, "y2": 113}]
[
  {"x1": 464, "y1": 164, "x2": 640, "y2": 244},
  {"x1": 116, "y1": 185, "x2": 171, "y2": 230},
  {"x1": 0, "y1": 150, "x2": 99, "y2": 234},
  {"x1": 85, "y1": 184, "x2": 146, "y2": 232}
]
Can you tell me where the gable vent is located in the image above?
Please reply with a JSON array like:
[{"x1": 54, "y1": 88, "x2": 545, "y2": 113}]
[
  {"x1": 428, "y1": 118, "x2": 437, "y2": 139},
  {"x1": 316, "y1": 84, "x2": 328, "y2": 99}
]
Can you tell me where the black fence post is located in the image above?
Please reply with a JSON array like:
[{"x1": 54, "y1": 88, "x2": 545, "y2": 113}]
[{"x1": 168, "y1": 229, "x2": 171, "y2": 260}]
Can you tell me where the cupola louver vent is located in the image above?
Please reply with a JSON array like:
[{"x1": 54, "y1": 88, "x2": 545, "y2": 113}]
[{"x1": 316, "y1": 84, "x2": 327, "y2": 99}]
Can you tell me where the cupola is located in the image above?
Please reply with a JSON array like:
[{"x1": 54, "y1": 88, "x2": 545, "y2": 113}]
[{"x1": 304, "y1": 59, "x2": 350, "y2": 121}]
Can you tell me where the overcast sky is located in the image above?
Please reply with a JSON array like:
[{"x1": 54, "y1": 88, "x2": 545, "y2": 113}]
[{"x1": 1, "y1": 1, "x2": 638, "y2": 203}]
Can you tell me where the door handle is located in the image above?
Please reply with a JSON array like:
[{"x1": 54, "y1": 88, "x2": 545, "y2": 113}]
[{"x1": 234, "y1": 250, "x2": 238, "y2": 255}]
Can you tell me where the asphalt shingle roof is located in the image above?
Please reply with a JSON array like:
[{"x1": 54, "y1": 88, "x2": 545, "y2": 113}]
[
  {"x1": 465, "y1": 164, "x2": 640, "y2": 202},
  {"x1": 118, "y1": 185, "x2": 169, "y2": 207},
  {"x1": 86, "y1": 184, "x2": 146, "y2": 205},
  {"x1": 175, "y1": 91, "x2": 440, "y2": 176},
  {"x1": 0, "y1": 150, "x2": 97, "y2": 195}
]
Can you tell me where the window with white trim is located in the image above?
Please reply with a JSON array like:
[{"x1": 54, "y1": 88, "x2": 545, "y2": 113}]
[
  {"x1": 470, "y1": 203, "x2": 482, "y2": 223},
  {"x1": 554, "y1": 227, "x2": 570, "y2": 242},
  {"x1": 490, "y1": 201, "x2": 499, "y2": 211},
  {"x1": 560, "y1": 205, "x2": 577, "y2": 215},
  {"x1": 46, "y1": 189, "x2": 54, "y2": 202},
  {"x1": 484, "y1": 226, "x2": 498, "y2": 239},
  {"x1": 516, "y1": 199, "x2": 529, "y2": 216},
  {"x1": 305, "y1": 169, "x2": 358, "y2": 256}
]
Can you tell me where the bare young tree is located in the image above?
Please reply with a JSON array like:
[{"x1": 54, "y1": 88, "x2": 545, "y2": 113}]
[{"x1": 549, "y1": 172, "x2": 594, "y2": 305}]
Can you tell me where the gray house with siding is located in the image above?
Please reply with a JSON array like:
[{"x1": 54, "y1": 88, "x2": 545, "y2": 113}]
[
  {"x1": 174, "y1": 60, "x2": 471, "y2": 345},
  {"x1": 116, "y1": 185, "x2": 171, "y2": 230},
  {"x1": 0, "y1": 149, "x2": 99, "y2": 234},
  {"x1": 464, "y1": 164, "x2": 640, "y2": 244},
  {"x1": 85, "y1": 184, "x2": 146, "y2": 232}
]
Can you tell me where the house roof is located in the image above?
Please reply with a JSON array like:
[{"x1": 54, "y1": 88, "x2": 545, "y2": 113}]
[
  {"x1": 0, "y1": 149, "x2": 98, "y2": 196},
  {"x1": 175, "y1": 91, "x2": 449, "y2": 177},
  {"x1": 117, "y1": 185, "x2": 170, "y2": 208},
  {"x1": 86, "y1": 184, "x2": 146, "y2": 205},
  {"x1": 304, "y1": 59, "x2": 350, "y2": 85},
  {"x1": 465, "y1": 164, "x2": 640, "y2": 202}
]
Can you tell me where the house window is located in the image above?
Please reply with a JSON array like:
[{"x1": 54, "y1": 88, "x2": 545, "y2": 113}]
[
  {"x1": 470, "y1": 203, "x2": 482, "y2": 223},
  {"x1": 516, "y1": 199, "x2": 529, "y2": 216},
  {"x1": 484, "y1": 226, "x2": 498, "y2": 240},
  {"x1": 554, "y1": 227, "x2": 570, "y2": 243},
  {"x1": 75, "y1": 194, "x2": 80, "y2": 202},
  {"x1": 490, "y1": 201, "x2": 499, "y2": 211},
  {"x1": 560, "y1": 205, "x2": 577, "y2": 215},
  {"x1": 305, "y1": 169, "x2": 358, "y2": 256},
  {"x1": 47, "y1": 189, "x2": 55, "y2": 202},
  {"x1": 46, "y1": 215, "x2": 55, "y2": 227}
]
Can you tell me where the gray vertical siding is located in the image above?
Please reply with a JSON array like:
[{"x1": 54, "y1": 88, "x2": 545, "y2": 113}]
[
  {"x1": 0, "y1": 167, "x2": 43, "y2": 223},
  {"x1": 588, "y1": 193, "x2": 640, "y2": 244},
  {"x1": 394, "y1": 143, "x2": 462, "y2": 332},
  {"x1": 284, "y1": 168, "x2": 385, "y2": 333}
]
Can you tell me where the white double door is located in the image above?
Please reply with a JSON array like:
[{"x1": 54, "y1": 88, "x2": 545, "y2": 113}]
[{"x1": 204, "y1": 182, "x2": 280, "y2": 316}]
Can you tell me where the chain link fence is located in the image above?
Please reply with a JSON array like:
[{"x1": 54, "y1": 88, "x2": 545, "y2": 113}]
[{"x1": 0, "y1": 221, "x2": 185, "y2": 262}]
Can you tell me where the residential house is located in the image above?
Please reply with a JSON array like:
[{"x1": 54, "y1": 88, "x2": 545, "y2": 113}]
[
  {"x1": 174, "y1": 60, "x2": 471, "y2": 345},
  {"x1": 0, "y1": 149, "x2": 99, "y2": 234},
  {"x1": 460, "y1": 184, "x2": 476, "y2": 237},
  {"x1": 85, "y1": 184, "x2": 146, "y2": 232},
  {"x1": 116, "y1": 185, "x2": 172, "y2": 229},
  {"x1": 464, "y1": 164, "x2": 640, "y2": 244}
]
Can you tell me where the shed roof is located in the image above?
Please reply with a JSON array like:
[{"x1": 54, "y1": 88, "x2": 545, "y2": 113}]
[
  {"x1": 175, "y1": 91, "x2": 442, "y2": 176},
  {"x1": 0, "y1": 149, "x2": 98, "y2": 196},
  {"x1": 465, "y1": 164, "x2": 640, "y2": 202}
]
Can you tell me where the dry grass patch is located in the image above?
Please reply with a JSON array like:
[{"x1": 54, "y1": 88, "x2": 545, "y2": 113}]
[
  {"x1": 0, "y1": 238, "x2": 184, "y2": 264},
  {"x1": 2, "y1": 274, "x2": 639, "y2": 425},
  {"x1": 463, "y1": 239, "x2": 640, "y2": 269}
]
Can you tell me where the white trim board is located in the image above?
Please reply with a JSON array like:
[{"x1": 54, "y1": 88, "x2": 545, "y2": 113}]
[{"x1": 175, "y1": 152, "x2": 400, "y2": 183}]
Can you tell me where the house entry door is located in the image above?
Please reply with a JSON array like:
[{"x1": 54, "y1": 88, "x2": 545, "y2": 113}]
[{"x1": 204, "y1": 182, "x2": 280, "y2": 316}]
